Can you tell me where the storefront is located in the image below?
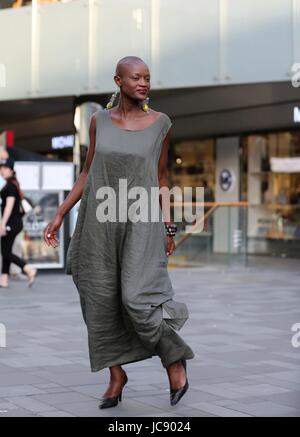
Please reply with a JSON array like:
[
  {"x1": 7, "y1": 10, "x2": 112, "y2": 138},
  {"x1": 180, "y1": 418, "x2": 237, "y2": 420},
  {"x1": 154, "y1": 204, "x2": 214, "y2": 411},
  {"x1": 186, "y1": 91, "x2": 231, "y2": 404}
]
[
  {"x1": 169, "y1": 128, "x2": 300, "y2": 261},
  {"x1": 0, "y1": 161, "x2": 75, "y2": 271},
  {"x1": 243, "y1": 130, "x2": 300, "y2": 258}
]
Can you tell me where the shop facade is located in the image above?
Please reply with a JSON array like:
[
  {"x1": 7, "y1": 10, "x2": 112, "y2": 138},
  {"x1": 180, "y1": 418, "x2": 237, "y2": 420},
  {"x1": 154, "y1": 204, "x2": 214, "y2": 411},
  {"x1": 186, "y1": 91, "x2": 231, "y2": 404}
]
[
  {"x1": 1, "y1": 81, "x2": 300, "y2": 267},
  {"x1": 169, "y1": 127, "x2": 300, "y2": 263}
]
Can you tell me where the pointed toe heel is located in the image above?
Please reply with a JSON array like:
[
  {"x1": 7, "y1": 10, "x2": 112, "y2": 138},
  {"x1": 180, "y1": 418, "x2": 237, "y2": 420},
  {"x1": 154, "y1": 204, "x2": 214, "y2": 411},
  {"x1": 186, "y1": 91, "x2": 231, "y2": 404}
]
[
  {"x1": 170, "y1": 379, "x2": 189, "y2": 406},
  {"x1": 170, "y1": 359, "x2": 189, "y2": 406},
  {"x1": 99, "y1": 395, "x2": 118, "y2": 409},
  {"x1": 99, "y1": 372, "x2": 128, "y2": 409}
]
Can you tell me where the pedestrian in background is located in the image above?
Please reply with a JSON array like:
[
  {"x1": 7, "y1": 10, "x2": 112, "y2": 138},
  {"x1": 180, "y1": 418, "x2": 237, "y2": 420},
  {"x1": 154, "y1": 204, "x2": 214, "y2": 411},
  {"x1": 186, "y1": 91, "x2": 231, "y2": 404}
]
[{"x1": 0, "y1": 157, "x2": 37, "y2": 288}]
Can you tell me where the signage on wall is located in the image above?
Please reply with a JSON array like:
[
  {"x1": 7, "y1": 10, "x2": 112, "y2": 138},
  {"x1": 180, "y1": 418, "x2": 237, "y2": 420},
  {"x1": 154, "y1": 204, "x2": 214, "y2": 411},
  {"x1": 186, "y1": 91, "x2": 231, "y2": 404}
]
[
  {"x1": 51, "y1": 134, "x2": 74, "y2": 149},
  {"x1": 219, "y1": 168, "x2": 235, "y2": 192},
  {"x1": 270, "y1": 157, "x2": 300, "y2": 173}
]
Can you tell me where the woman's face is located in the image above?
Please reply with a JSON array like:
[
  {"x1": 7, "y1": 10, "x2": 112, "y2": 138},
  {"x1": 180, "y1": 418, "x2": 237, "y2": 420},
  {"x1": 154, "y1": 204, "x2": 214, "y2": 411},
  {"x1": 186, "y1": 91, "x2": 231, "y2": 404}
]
[
  {"x1": 0, "y1": 166, "x2": 13, "y2": 179},
  {"x1": 116, "y1": 62, "x2": 151, "y2": 102}
]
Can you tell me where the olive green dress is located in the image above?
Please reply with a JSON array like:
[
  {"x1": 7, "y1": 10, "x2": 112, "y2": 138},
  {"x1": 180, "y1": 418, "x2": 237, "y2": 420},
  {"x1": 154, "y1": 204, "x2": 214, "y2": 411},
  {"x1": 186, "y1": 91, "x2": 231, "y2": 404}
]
[{"x1": 66, "y1": 108, "x2": 195, "y2": 372}]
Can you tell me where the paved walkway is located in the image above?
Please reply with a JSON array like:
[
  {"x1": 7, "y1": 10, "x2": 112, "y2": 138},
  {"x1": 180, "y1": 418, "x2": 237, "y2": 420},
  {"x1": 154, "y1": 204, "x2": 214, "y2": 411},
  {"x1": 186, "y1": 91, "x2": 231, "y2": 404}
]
[{"x1": 0, "y1": 262, "x2": 300, "y2": 417}]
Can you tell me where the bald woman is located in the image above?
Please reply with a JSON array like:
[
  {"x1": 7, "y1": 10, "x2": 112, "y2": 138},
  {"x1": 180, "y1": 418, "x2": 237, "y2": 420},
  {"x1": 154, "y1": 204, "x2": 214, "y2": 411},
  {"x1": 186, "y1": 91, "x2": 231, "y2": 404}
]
[{"x1": 44, "y1": 56, "x2": 195, "y2": 409}]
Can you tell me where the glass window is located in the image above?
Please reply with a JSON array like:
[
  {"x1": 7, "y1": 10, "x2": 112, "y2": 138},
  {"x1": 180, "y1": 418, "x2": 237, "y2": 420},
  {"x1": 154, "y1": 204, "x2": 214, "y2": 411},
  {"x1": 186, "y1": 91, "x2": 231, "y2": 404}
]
[
  {"x1": 244, "y1": 130, "x2": 300, "y2": 257},
  {"x1": 170, "y1": 139, "x2": 215, "y2": 203}
]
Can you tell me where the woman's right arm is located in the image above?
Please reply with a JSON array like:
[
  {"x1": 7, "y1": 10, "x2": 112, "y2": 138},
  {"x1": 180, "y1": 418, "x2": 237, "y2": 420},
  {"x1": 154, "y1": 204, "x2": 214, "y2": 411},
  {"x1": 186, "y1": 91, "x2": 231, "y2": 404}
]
[{"x1": 44, "y1": 113, "x2": 97, "y2": 248}]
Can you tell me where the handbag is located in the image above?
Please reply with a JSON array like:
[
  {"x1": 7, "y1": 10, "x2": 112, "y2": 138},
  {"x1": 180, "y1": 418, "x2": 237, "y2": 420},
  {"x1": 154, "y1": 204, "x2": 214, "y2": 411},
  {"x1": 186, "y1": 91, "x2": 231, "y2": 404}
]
[{"x1": 21, "y1": 197, "x2": 33, "y2": 214}]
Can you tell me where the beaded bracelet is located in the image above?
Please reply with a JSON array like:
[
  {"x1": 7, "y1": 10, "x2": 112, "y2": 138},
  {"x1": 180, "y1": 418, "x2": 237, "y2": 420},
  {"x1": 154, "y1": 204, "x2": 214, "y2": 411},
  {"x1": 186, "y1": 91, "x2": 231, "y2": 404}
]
[{"x1": 165, "y1": 223, "x2": 177, "y2": 237}]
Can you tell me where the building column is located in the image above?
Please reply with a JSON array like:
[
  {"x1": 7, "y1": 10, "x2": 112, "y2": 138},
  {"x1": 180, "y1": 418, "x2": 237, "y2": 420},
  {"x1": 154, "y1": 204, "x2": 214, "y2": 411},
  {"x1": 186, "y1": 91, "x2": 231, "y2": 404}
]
[{"x1": 213, "y1": 136, "x2": 240, "y2": 253}]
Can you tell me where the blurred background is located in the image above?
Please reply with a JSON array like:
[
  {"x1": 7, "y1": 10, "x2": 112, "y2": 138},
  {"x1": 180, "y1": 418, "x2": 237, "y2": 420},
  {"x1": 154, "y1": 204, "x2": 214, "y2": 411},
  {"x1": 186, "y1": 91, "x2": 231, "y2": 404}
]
[{"x1": 1, "y1": 0, "x2": 300, "y2": 271}]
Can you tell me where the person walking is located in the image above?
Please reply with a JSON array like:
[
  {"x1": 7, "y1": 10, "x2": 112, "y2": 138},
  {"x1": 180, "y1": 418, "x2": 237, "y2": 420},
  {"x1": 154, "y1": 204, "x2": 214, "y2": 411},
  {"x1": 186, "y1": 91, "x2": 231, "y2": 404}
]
[
  {"x1": 44, "y1": 56, "x2": 195, "y2": 409},
  {"x1": 0, "y1": 157, "x2": 37, "y2": 288}
]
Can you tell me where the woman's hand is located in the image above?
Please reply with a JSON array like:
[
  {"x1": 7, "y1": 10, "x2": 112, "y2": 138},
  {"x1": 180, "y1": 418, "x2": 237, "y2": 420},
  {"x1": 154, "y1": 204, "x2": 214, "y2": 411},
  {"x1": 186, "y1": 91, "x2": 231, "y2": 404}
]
[
  {"x1": 44, "y1": 212, "x2": 63, "y2": 248},
  {"x1": 0, "y1": 221, "x2": 7, "y2": 237},
  {"x1": 166, "y1": 235, "x2": 175, "y2": 256}
]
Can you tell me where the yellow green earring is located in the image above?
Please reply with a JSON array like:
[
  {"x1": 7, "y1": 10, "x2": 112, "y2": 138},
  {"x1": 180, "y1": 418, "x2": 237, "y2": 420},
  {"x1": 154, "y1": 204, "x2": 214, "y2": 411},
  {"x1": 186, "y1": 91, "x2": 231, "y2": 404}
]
[
  {"x1": 142, "y1": 96, "x2": 149, "y2": 112},
  {"x1": 106, "y1": 89, "x2": 119, "y2": 110}
]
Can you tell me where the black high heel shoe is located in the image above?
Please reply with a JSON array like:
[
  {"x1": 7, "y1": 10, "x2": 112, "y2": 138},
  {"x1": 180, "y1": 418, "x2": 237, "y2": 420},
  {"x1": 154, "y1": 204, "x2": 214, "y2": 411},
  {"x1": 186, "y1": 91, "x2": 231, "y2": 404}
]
[
  {"x1": 170, "y1": 359, "x2": 189, "y2": 406},
  {"x1": 99, "y1": 372, "x2": 128, "y2": 409}
]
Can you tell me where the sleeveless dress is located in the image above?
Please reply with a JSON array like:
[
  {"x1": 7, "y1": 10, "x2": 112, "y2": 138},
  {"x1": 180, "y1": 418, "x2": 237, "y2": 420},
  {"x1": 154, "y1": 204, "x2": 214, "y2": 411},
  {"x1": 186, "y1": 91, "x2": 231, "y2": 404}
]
[{"x1": 66, "y1": 108, "x2": 195, "y2": 372}]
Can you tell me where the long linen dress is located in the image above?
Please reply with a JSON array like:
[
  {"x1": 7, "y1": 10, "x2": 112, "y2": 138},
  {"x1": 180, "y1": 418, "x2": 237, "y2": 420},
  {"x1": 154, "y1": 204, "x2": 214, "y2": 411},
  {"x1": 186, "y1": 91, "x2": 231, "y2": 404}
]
[{"x1": 66, "y1": 108, "x2": 195, "y2": 372}]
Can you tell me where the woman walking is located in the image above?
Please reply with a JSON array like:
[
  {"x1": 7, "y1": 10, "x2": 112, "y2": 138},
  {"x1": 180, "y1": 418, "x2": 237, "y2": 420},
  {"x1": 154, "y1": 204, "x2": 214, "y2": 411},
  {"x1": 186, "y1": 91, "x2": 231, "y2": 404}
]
[
  {"x1": 0, "y1": 157, "x2": 37, "y2": 288},
  {"x1": 44, "y1": 56, "x2": 195, "y2": 409}
]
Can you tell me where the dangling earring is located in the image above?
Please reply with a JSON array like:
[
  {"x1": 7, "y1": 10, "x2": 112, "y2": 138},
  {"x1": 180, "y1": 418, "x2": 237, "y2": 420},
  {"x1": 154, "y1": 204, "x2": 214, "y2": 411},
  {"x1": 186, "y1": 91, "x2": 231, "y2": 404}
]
[
  {"x1": 142, "y1": 96, "x2": 149, "y2": 112},
  {"x1": 106, "y1": 88, "x2": 119, "y2": 110}
]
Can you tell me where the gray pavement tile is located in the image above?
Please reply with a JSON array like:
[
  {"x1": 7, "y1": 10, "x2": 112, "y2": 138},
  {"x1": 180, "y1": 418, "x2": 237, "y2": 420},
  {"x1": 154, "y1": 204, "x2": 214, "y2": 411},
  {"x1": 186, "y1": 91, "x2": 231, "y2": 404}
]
[
  {"x1": 41, "y1": 387, "x2": 75, "y2": 394},
  {"x1": 212, "y1": 397, "x2": 264, "y2": 406},
  {"x1": 33, "y1": 383, "x2": 62, "y2": 389},
  {"x1": 243, "y1": 375, "x2": 300, "y2": 391},
  {"x1": 22, "y1": 370, "x2": 104, "y2": 387},
  {"x1": 127, "y1": 394, "x2": 170, "y2": 411},
  {"x1": 192, "y1": 384, "x2": 254, "y2": 399},
  {"x1": 123, "y1": 389, "x2": 169, "y2": 400},
  {"x1": 180, "y1": 365, "x2": 246, "y2": 379},
  {"x1": 141, "y1": 412, "x2": 183, "y2": 417},
  {"x1": 258, "y1": 360, "x2": 300, "y2": 370},
  {"x1": 56, "y1": 399, "x2": 169, "y2": 417},
  {"x1": 0, "y1": 364, "x2": 15, "y2": 374},
  {"x1": 36, "y1": 410, "x2": 76, "y2": 417},
  {"x1": 183, "y1": 401, "x2": 253, "y2": 417},
  {"x1": 255, "y1": 391, "x2": 300, "y2": 409},
  {"x1": 0, "y1": 408, "x2": 36, "y2": 417},
  {"x1": 38, "y1": 364, "x2": 90, "y2": 374},
  {"x1": 69, "y1": 384, "x2": 112, "y2": 399},
  {"x1": 0, "y1": 373, "x2": 47, "y2": 387},
  {"x1": 257, "y1": 371, "x2": 300, "y2": 383},
  {"x1": 0, "y1": 356, "x2": 73, "y2": 368},
  {"x1": 142, "y1": 391, "x2": 223, "y2": 408},
  {"x1": 0, "y1": 385, "x2": 45, "y2": 398},
  {"x1": 127, "y1": 384, "x2": 163, "y2": 392},
  {"x1": 169, "y1": 406, "x2": 217, "y2": 417},
  {"x1": 273, "y1": 352, "x2": 300, "y2": 361},
  {"x1": 229, "y1": 383, "x2": 292, "y2": 396},
  {"x1": 1, "y1": 267, "x2": 300, "y2": 417},
  {"x1": 29, "y1": 391, "x2": 94, "y2": 406},
  {"x1": 211, "y1": 400, "x2": 300, "y2": 417},
  {"x1": 11, "y1": 346, "x2": 57, "y2": 355},
  {"x1": 166, "y1": 389, "x2": 223, "y2": 404},
  {"x1": 0, "y1": 400, "x2": 19, "y2": 410},
  {"x1": 8, "y1": 396, "x2": 57, "y2": 413}
]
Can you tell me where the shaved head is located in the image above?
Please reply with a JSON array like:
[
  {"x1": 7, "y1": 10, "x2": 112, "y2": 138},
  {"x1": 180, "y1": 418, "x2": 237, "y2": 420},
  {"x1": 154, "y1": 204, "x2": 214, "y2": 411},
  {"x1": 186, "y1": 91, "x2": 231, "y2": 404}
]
[{"x1": 115, "y1": 56, "x2": 148, "y2": 77}]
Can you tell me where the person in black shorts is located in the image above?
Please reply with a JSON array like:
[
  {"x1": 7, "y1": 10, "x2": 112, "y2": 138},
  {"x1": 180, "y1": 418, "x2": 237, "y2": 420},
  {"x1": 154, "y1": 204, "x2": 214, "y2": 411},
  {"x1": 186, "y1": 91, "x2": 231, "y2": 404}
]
[{"x1": 0, "y1": 157, "x2": 37, "y2": 288}]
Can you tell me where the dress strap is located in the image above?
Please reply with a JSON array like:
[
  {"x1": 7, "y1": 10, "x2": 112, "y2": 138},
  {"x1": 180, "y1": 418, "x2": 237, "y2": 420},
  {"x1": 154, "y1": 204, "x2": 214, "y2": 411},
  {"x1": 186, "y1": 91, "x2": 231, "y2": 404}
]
[{"x1": 160, "y1": 113, "x2": 173, "y2": 140}]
